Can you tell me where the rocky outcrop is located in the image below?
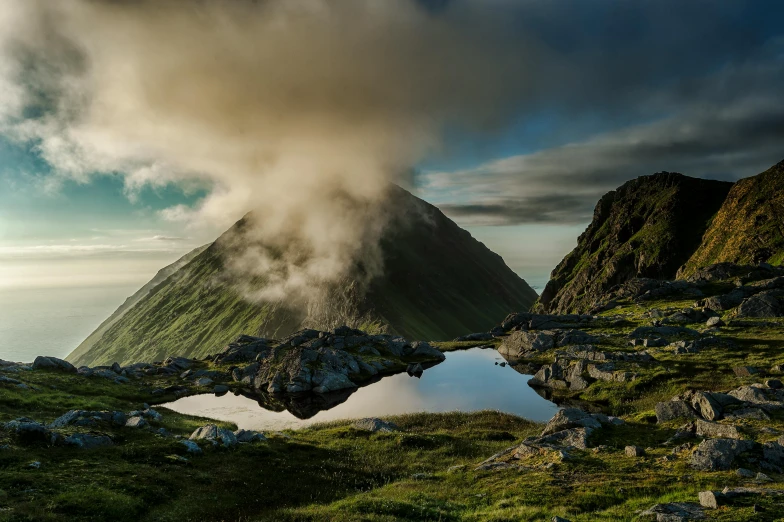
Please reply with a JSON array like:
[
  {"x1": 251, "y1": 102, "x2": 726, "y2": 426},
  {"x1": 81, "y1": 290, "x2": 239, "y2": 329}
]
[
  {"x1": 249, "y1": 327, "x2": 444, "y2": 397},
  {"x1": 32, "y1": 356, "x2": 77, "y2": 373},
  {"x1": 536, "y1": 172, "x2": 733, "y2": 314},
  {"x1": 680, "y1": 159, "x2": 784, "y2": 277}
]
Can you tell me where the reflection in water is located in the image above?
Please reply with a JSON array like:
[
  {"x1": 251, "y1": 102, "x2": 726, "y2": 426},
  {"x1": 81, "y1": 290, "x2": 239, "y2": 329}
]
[{"x1": 163, "y1": 347, "x2": 559, "y2": 431}]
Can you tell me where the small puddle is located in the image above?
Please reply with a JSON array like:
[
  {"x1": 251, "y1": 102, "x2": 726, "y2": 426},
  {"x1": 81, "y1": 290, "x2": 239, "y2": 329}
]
[{"x1": 163, "y1": 347, "x2": 559, "y2": 431}]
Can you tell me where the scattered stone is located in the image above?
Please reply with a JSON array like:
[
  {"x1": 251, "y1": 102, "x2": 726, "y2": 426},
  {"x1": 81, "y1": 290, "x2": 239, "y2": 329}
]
[
  {"x1": 125, "y1": 416, "x2": 147, "y2": 429},
  {"x1": 498, "y1": 330, "x2": 555, "y2": 357},
  {"x1": 180, "y1": 440, "x2": 203, "y2": 454},
  {"x1": 625, "y1": 445, "x2": 645, "y2": 457},
  {"x1": 234, "y1": 429, "x2": 266, "y2": 443},
  {"x1": 214, "y1": 384, "x2": 229, "y2": 395},
  {"x1": 640, "y1": 502, "x2": 705, "y2": 521},
  {"x1": 737, "y1": 468, "x2": 756, "y2": 478},
  {"x1": 64, "y1": 433, "x2": 113, "y2": 449},
  {"x1": 733, "y1": 366, "x2": 760, "y2": 377},
  {"x1": 4, "y1": 419, "x2": 52, "y2": 445},
  {"x1": 695, "y1": 420, "x2": 741, "y2": 440},
  {"x1": 541, "y1": 408, "x2": 601, "y2": 436},
  {"x1": 690, "y1": 438, "x2": 754, "y2": 471},
  {"x1": 706, "y1": 316, "x2": 724, "y2": 328},
  {"x1": 352, "y1": 418, "x2": 398, "y2": 433},
  {"x1": 195, "y1": 377, "x2": 214, "y2": 387},
  {"x1": 655, "y1": 400, "x2": 698, "y2": 423},
  {"x1": 189, "y1": 424, "x2": 238, "y2": 448}
]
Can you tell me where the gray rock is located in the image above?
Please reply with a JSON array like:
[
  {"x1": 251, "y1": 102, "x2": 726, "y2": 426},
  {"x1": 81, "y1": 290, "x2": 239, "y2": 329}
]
[
  {"x1": 125, "y1": 416, "x2": 147, "y2": 429},
  {"x1": 735, "y1": 293, "x2": 782, "y2": 318},
  {"x1": 180, "y1": 440, "x2": 203, "y2": 454},
  {"x1": 498, "y1": 330, "x2": 555, "y2": 357},
  {"x1": 406, "y1": 363, "x2": 424, "y2": 377},
  {"x1": 64, "y1": 433, "x2": 113, "y2": 449},
  {"x1": 690, "y1": 439, "x2": 755, "y2": 471},
  {"x1": 736, "y1": 468, "x2": 756, "y2": 478},
  {"x1": 694, "y1": 420, "x2": 741, "y2": 440},
  {"x1": 640, "y1": 502, "x2": 705, "y2": 521},
  {"x1": 625, "y1": 445, "x2": 645, "y2": 457},
  {"x1": 234, "y1": 429, "x2": 266, "y2": 443},
  {"x1": 195, "y1": 377, "x2": 214, "y2": 387},
  {"x1": 705, "y1": 316, "x2": 724, "y2": 328},
  {"x1": 728, "y1": 385, "x2": 770, "y2": 404},
  {"x1": 733, "y1": 366, "x2": 760, "y2": 377},
  {"x1": 655, "y1": 400, "x2": 698, "y2": 423},
  {"x1": 690, "y1": 392, "x2": 722, "y2": 421},
  {"x1": 50, "y1": 410, "x2": 127, "y2": 429},
  {"x1": 214, "y1": 385, "x2": 229, "y2": 395},
  {"x1": 454, "y1": 332, "x2": 494, "y2": 342},
  {"x1": 189, "y1": 424, "x2": 238, "y2": 447},
  {"x1": 762, "y1": 441, "x2": 784, "y2": 468},
  {"x1": 4, "y1": 419, "x2": 52, "y2": 444},
  {"x1": 32, "y1": 356, "x2": 76, "y2": 373},
  {"x1": 541, "y1": 408, "x2": 601, "y2": 436},
  {"x1": 409, "y1": 341, "x2": 445, "y2": 361},
  {"x1": 552, "y1": 517, "x2": 572, "y2": 522},
  {"x1": 352, "y1": 418, "x2": 399, "y2": 433}
]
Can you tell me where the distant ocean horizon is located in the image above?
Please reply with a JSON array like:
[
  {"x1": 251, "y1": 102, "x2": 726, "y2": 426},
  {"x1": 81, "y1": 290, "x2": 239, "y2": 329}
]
[{"x1": 0, "y1": 285, "x2": 138, "y2": 363}]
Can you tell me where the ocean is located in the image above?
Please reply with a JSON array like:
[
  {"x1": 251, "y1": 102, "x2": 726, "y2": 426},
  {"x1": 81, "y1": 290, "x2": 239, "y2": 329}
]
[{"x1": 0, "y1": 285, "x2": 138, "y2": 363}]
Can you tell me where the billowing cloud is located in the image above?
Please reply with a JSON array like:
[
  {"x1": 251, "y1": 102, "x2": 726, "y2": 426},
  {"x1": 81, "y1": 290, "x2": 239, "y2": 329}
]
[{"x1": 0, "y1": 0, "x2": 782, "y2": 302}]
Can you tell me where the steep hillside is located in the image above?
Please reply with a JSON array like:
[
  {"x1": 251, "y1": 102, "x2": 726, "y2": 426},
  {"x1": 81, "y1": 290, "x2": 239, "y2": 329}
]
[
  {"x1": 70, "y1": 185, "x2": 537, "y2": 366},
  {"x1": 679, "y1": 159, "x2": 784, "y2": 277},
  {"x1": 66, "y1": 245, "x2": 208, "y2": 364},
  {"x1": 536, "y1": 172, "x2": 733, "y2": 314}
]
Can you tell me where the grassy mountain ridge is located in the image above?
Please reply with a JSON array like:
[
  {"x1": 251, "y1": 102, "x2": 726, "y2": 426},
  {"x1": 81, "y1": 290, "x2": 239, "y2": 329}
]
[
  {"x1": 679, "y1": 159, "x2": 784, "y2": 277},
  {"x1": 535, "y1": 172, "x2": 733, "y2": 314},
  {"x1": 66, "y1": 245, "x2": 209, "y2": 366},
  {"x1": 70, "y1": 186, "x2": 537, "y2": 366}
]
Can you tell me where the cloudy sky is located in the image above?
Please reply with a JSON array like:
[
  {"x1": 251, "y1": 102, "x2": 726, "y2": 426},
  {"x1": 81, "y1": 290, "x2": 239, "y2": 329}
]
[{"x1": 0, "y1": 0, "x2": 783, "y2": 292}]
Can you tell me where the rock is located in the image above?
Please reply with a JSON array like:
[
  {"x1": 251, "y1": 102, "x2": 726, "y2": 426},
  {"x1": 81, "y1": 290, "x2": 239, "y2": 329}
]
[
  {"x1": 655, "y1": 400, "x2": 698, "y2": 423},
  {"x1": 728, "y1": 385, "x2": 770, "y2": 404},
  {"x1": 180, "y1": 440, "x2": 203, "y2": 454},
  {"x1": 352, "y1": 418, "x2": 398, "y2": 433},
  {"x1": 189, "y1": 424, "x2": 238, "y2": 448},
  {"x1": 3, "y1": 419, "x2": 52, "y2": 445},
  {"x1": 406, "y1": 363, "x2": 424, "y2": 377},
  {"x1": 755, "y1": 472, "x2": 773, "y2": 482},
  {"x1": 640, "y1": 502, "x2": 705, "y2": 521},
  {"x1": 690, "y1": 392, "x2": 722, "y2": 421},
  {"x1": 735, "y1": 294, "x2": 782, "y2": 318},
  {"x1": 698, "y1": 490, "x2": 722, "y2": 509},
  {"x1": 231, "y1": 362, "x2": 259, "y2": 384},
  {"x1": 32, "y1": 356, "x2": 77, "y2": 373},
  {"x1": 214, "y1": 384, "x2": 229, "y2": 395},
  {"x1": 541, "y1": 408, "x2": 601, "y2": 436},
  {"x1": 705, "y1": 316, "x2": 724, "y2": 328},
  {"x1": 142, "y1": 409, "x2": 162, "y2": 422},
  {"x1": 28, "y1": 461, "x2": 41, "y2": 469},
  {"x1": 409, "y1": 341, "x2": 446, "y2": 361},
  {"x1": 498, "y1": 330, "x2": 555, "y2": 357},
  {"x1": 690, "y1": 439, "x2": 754, "y2": 471},
  {"x1": 195, "y1": 377, "x2": 214, "y2": 387},
  {"x1": 765, "y1": 378, "x2": 783, "y2": 389},
  {"x1": 49, "y1": 410, "x2": 127, "y2": 429},
  {"x1": 64, "y1": 433, "x2": 113, "y2": 449},
  {"x1": 694, "y1": 420, "x2": 741, "y2": 440},
  {"x1": 625, "y1": 445, "x2": 645, "y2": 457},
  {"x1": 558, "y1": 330, "x2": 598, "y2": 346},
  {"x1": 536, "y1": 427, "x2": 592, "y2": 450},
  {"x1": 552, "y1": 517, "x2": 572, "y2": 522},
  {"x1": 736, "y1": 468, "x2": 756, "y2": 478},
  {"x1": 762, "y1": 441, "x2": 784, "y2": 468},
  {"x1": 125, "y1": 416, "x2": 147, "y2": 429},
  {"x1": 733, "y1": 366, "x2": 760, "y2": 377},
  {"x1": 234, "y1": 429, "x2": 266, "y2": 443}
]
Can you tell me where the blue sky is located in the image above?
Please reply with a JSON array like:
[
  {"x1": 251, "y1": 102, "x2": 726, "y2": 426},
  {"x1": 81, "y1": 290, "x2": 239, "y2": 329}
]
[{"x1": 1, "y1": 0, "x2": 783, "y2": 292}]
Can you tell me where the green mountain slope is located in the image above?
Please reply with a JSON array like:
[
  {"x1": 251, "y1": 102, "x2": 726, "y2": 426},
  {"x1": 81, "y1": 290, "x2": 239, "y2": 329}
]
[
  {"x1": 535, "y1": 172, "x2": 733, "y2": 314},
  {"x1": 69, "y1": 186, "x2": 537, "y2": 366},
  {"x1": 66, "y1": 245, "x2": 208, "y2": 365},
  {"x1": 679, "y1": 159, "x2": 784, "y2": 276}
]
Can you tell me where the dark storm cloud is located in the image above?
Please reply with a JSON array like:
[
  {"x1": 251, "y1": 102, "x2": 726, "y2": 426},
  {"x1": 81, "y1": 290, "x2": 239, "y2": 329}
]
[{"x1": 422, "y1": 2, "x2": 784, "y2": 226}]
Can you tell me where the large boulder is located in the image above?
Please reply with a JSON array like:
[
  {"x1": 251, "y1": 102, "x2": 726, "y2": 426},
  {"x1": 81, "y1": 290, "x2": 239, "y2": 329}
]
[
  {"x1": 49, "y1": 410, "x2": 126, "y2": 429},
  {"x1": 690, "y1": 439, "x2": 754, "y2": 471},
  {"x1": 3, "y1": 419, "x2": 52, "y2": 445},
  {"x1": 498, "y1": 331, "x2": 555, "y2": 357},
  {"x1": 541, "y1": 408, "x2": 601, "y2": 436},
  {"x1": 735, "y1": 293, "x2": 783, "y2": 318},
  {"x1": 190, "y1": 424, "x2": 238, "y2": 448},
  {"x1": 655, "y1": 400, "x2": 698, "y2": 423},
  {"x1": 32, "y1": 356, "x2": 77, "y2": 373}
]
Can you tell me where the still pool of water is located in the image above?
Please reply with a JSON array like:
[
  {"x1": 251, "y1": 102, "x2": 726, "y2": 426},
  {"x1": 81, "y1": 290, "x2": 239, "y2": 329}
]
[{"x1": 163, "y1": 347, "x2": 559, "y2": 431}]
